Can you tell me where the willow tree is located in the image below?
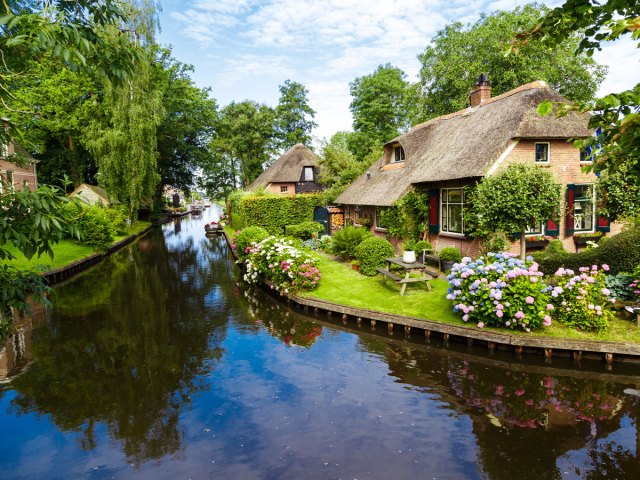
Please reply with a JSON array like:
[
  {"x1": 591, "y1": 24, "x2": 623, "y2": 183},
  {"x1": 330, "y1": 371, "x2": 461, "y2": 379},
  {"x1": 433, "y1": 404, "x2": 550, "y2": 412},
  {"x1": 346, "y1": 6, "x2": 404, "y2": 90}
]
[{"x1": 468, "y1": 163, "x2": 562, "y2": 260}]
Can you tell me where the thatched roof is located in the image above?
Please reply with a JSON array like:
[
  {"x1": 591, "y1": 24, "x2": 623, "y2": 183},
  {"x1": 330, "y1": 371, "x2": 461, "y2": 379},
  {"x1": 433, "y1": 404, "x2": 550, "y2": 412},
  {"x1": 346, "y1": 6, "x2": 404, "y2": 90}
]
[
  {"x1": 248, "y1": 144, "x2": 318, "y2": 189},
  {"x1": 336, "y1": 81, "x2": 592, "y2": 206},
  {"x1": 70, "y1": 183, "x2": 115, "y2": 205}
]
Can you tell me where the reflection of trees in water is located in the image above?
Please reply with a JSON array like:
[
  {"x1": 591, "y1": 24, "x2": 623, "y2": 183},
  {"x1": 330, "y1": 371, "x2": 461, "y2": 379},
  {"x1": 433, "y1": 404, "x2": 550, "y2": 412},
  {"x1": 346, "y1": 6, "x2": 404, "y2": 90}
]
[
  {"x1": 239, "y1": 283, "x2": 323, "y2": 348},
  {"x1": 8, "y1": 228, "x2": 228, "y2": 465},
  {"x1": 358, "y1": 338, "x2": 640, "y2": 480}
]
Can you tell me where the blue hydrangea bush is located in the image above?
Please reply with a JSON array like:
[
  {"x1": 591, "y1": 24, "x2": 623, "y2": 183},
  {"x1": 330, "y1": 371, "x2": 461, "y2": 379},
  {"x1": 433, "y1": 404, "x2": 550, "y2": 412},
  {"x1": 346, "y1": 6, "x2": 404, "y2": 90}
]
[{"x1": 447, "y1": 253, "x2": 553, "y2": 332}]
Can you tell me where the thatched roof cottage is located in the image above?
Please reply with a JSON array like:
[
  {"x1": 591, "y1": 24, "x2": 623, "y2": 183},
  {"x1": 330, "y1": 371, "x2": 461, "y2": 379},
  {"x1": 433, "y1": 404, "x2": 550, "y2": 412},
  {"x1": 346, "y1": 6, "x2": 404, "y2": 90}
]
[
  {"x1": 248, "y1": 143, "x2": 322, "y2": 195},
  {"x1": 335, "y1": 77, "x2": 617, "y2": 257},
  {"x1": 70, "y1": 183, "x2": 115, "y2": 206}
]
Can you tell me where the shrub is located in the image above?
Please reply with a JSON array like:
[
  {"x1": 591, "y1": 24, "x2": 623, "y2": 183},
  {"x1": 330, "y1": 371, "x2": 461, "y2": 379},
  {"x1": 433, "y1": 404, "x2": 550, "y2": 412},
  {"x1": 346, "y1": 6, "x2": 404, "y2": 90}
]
[
  {"x1": 318, "y1": 235, "x2": 333, "y2": 252},
  {"x1": 355, "y1": 237, "x2": 395, "y2": 276},
  {"x1": 480, "y1": 231, "x2": 510, "y2": 255},
  {"x1": 331, "y1": 226, "x2": 371, "y2": 260},
  {"x1": 605, "y1": 273, "x2": 636, "y2": 302},
  {"x1": 549, "y1": 265, "x2": 613, "y2": 332},
  {"x1": 242, "y1": 236, "x2": 321, "y2": 293},
  {"x1": 546, "y1": 239, "x2": 565, "y2": 254},
  {"x1": 413, "y1": 240, "x2": 433, "y2": 253},
  {"x1": 439, "y1": 247, "x2": 462, "y2": 263},
  {"x1": 285, "y1": 221, "x2": 324, "y2": 240},
  {"x1": 535, "y1": 227, "x2": 640, "y2": 275},
  {"x1": 234, "y1": 226, "x2": 269, "y2": 260},
  {"x1": 447, "y1": 253, "x2": 552, "y2": 332}
]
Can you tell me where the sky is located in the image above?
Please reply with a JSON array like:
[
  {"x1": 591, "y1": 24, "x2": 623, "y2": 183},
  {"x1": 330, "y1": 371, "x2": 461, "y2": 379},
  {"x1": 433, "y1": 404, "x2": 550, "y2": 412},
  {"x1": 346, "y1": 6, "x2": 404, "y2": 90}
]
[{"x1": 156, "y1": 0, "x2": 640, "y2": 143}]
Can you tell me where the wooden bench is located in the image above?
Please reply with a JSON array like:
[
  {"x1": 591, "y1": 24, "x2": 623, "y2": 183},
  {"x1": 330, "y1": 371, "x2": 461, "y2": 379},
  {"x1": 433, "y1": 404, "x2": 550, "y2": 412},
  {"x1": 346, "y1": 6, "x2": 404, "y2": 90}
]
[{"x1": 376, "y1": 267, "x2": 402, "y2": 282}]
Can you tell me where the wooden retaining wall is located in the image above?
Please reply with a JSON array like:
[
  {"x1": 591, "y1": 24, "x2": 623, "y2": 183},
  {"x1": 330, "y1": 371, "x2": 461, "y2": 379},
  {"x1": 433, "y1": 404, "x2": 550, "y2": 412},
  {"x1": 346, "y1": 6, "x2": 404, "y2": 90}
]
[{"x1": 222, "y1": 230, "x2": 640, "y2": 363}]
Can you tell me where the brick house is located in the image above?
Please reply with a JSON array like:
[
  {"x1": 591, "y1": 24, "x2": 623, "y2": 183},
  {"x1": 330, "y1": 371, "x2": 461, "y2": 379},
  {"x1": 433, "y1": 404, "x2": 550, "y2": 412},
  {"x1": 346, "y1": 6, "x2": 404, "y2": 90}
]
[
  {"x1": 1, "y1": 119, "x2": 37, "y2": 193},
  {"x1": 335, "y1": 77, "x2": 619, "y2": 257},
  {"x1": 248, "y1": 143, "x2": 322, "y2": 195}
]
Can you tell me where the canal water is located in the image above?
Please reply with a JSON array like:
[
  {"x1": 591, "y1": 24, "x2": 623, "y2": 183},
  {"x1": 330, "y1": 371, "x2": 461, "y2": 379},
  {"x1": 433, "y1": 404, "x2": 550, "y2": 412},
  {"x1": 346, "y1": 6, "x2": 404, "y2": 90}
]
[{"x1": 1, "y1": 207, "x2": 639, "y2": 479}]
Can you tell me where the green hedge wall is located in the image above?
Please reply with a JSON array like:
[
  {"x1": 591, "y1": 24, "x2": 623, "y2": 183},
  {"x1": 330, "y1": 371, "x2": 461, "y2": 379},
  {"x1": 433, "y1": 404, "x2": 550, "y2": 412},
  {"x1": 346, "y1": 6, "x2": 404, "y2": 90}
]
[{"x1": 230, "y1": 192, "x2": 324, "y2": 235}]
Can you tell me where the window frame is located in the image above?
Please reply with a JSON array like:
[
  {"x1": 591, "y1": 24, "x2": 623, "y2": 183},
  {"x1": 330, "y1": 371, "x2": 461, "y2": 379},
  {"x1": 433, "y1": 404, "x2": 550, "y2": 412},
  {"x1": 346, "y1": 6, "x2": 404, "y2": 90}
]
[
  {"x1": 303, "y1": 166, "x2": 314, "y2": 181},
  {"x1": 534, "y1": 142, "x2": 550, "y2": 164},
  {"x1": 525, "y1": 222, "x2": 544, "y2": 236},
  {"x1": 573, "y1": 184, "x2": 596, "y2": 233},
  {"x1": 392, "y1": 145, "x2": 405, "y2": 163},
  {"x1": 440, "y1": 187, "x2": 465, "y2": 236},
  {"x1": 280, "y1": 185, "x2": 288, "y2": 193},
  {"x1": 375, "y1": 206, "x2": 389, "y2": 231}
]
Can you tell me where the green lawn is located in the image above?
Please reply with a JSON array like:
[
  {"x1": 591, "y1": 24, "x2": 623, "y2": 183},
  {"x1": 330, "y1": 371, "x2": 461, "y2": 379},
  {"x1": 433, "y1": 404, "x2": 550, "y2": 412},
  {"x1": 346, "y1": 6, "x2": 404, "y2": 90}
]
[
  {"x1": 1, "y1": 221, "x2": 152, "y2": 272},
  {"x1": 303, "y1": 253, "x2": 640, "y2": 345}
]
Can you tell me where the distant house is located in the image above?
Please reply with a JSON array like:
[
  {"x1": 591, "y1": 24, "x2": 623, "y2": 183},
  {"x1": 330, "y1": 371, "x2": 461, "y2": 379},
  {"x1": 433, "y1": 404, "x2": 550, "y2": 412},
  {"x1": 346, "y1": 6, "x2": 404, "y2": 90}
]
[
  {"x1": 335, "y1": 77, "x2": 618, "y2": 257},
  {"x1": 1, "y1": 118, "x2": 37, "y2": 193},
  {"x1": 70, "y1": 183, "x2": 115, "y2": 206},
  {"x1": 248, "y1": 143, "x2": 322, "y2": 195}
]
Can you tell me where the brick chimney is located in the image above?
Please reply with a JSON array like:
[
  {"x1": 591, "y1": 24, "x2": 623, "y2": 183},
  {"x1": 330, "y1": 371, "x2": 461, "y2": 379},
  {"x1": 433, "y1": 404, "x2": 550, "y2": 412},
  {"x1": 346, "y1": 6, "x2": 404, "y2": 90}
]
[{"x1": 470, "y1": 73, "x2": 491, "y2": 107}]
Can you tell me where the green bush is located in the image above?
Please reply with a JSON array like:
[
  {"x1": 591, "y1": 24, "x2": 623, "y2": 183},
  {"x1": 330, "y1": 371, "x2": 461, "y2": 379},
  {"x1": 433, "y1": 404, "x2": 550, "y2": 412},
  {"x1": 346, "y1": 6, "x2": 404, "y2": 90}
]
[
  {"x1": 285, "y1": 221, "x2": 324, "y2": 239},
  {"x1": 229, "y1": 191, "x2": 324, "y2": 234},
  {"x1": 355, "y1": 237, "x2": 395, "y2": 276},
  {"x1": 64, "y1": 203, "x2": 127, "y2": 250},
  {"x1": 546, "y1": 239, "x2": 566, "y2": 255},
  {"x1": 439, "y1": 246, "x2": 462, "y2": 263},
  {"x1": 480, "y1": 231, "x2": 509, "y2": 254},
  {"x1": 413, "y1": 240, "x2": 433, "y2": 253},
  {"x1": 234, "y1": 226, "x2": 269, "y2": 260},
  {"x1": 535, "y1": 227, "x2": 640, "y2": 275},
  {"x1": 332, "y1": 226, "x2": 371, "y2": 260}
]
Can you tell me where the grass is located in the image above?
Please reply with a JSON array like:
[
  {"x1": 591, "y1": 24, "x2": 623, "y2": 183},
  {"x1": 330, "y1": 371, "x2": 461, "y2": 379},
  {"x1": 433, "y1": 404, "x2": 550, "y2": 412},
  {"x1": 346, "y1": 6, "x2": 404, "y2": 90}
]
[
  {"x1": 302, "y1": 253, "x2": 640, "y2": 345},
  {"x1": 1, "y1": 221, "x2": 151, "y2": 272}
]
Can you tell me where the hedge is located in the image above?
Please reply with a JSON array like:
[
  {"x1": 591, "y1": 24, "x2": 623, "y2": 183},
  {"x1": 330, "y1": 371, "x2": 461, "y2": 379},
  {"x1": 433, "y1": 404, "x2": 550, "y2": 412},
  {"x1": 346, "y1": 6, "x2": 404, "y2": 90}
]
[
  {"x1": 285, "y1": 221, "x2": 324, "y2": 239},
  {"x1": 229, "y1": 191, "x2": 324, "y2": 235},
  {"x1": 534, "y1": 226, "x2": 640, "y2": 275}
]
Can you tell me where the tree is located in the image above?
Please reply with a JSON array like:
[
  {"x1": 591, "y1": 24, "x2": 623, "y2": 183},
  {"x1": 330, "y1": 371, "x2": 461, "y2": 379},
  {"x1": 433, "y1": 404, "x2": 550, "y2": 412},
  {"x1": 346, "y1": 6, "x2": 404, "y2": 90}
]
[
  {"x1": 513, "y1": 1, "x2": 640, "y2": 216},
  {"x1": 349, "y1": 64, "x2": 412, "y2": 160},
  {"x1": 274, "y1": 79, "x2": 317, "y2": 150},
  {"x1": 417, "y1": 3, "x2": 606, "y2": 121},
  {"x1": 468, "y1": 164, "x2": 562, "y2": 260},
  {"x1": 318, "y1": 131, "x2": 369, "y2": 203}
]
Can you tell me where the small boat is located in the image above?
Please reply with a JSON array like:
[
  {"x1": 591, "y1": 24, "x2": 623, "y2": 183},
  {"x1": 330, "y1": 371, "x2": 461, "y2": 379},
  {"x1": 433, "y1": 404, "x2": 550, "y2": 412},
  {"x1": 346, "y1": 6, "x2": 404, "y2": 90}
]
[{"x1": 205, "y1": 221, "x2": 222, "y2": 235}]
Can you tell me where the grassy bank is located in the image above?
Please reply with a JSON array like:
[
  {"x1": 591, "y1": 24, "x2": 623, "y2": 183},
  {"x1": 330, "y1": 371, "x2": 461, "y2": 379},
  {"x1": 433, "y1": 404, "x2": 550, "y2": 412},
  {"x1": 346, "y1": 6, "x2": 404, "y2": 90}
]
[
  {"x1": 302, "y1": 253, "x2": 640, "y2": 344},
  {"x1": 1, "y1": 221, "x2": 152, "y2": 272}
]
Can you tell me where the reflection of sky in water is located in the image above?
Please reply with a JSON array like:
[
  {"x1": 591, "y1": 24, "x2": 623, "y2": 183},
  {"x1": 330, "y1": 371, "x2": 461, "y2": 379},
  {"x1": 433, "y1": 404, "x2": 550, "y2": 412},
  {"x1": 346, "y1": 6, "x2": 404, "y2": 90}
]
[{"x1": 0, "y1": 206, "x2": 638, "y2": 479}]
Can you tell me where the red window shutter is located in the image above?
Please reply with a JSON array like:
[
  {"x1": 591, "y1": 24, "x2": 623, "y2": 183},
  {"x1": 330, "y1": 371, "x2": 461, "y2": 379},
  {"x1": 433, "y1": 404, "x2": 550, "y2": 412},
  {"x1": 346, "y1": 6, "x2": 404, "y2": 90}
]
[
  {"x1": 565, "y1": 185, "x2": 575, "y2": 235},
  {"x1": 428, "y1": 189, "x2": 439, "y2": 234}
]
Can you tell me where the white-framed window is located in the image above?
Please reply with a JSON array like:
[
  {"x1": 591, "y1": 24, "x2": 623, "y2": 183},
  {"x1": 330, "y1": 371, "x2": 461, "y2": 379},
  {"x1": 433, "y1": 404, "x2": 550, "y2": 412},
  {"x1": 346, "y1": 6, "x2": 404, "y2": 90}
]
[
  {"x1": 441, "y1": 188, "x2": 465, "y2": 235},
  {"x1": 535, "y1": 142, "x2": 549, "y2": 163},
  {"x1": 0, "y1": 141, "x2": 7, "y2": 158},
  {"x1": 303, "y1": 166, "x2": 314, "y2": 181},
  {"x1": 280, "y1": 185, "x2": 288, "y2": 193},
  {"x1": 573, "y1": 184, "x2": 595, "y2": 232},
  {"x1": 375, "y1": 207, "x2": 388, "y2": 230},
  {"x1": 580, "y1": 150, "x2": 592, "y2": 164},
  {"x1": 392, "y1": 145, "x2": 405, "y2": 163},
  {"x1": 525, "y1": 223, "x2": 543, "y2": 235}
]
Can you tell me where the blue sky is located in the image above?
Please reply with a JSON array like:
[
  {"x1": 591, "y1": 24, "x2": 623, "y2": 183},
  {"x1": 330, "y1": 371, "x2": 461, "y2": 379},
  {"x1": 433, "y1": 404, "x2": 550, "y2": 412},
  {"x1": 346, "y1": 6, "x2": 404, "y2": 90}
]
[{"x1": 156, "y1": 0, "x2": 639, "y2": 143}]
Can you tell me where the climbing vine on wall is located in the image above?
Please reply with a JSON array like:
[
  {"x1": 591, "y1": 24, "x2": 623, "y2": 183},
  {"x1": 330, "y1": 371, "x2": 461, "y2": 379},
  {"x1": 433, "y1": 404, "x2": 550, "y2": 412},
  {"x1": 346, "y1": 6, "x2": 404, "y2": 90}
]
[{"x1": 379, "y1": 189, "x2": 429, "y2": 242}]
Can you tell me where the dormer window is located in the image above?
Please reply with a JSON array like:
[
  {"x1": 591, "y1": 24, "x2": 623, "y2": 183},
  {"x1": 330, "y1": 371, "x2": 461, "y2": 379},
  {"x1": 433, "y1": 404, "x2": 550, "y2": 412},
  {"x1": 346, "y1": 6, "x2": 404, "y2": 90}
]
[
  {"x1": 393, "y1": 145, "x2": 405, "y2": 163},
  {"x1": 303, "y1": 166, "x2": 314, "y2": 181}
]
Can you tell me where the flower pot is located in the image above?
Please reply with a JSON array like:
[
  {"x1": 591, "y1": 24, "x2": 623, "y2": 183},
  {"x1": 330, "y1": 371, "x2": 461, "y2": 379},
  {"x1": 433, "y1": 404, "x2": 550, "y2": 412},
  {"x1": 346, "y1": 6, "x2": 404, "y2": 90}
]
[
  {"x1": 402, "y1": 251, "x2": 416, "y2": 263},
  {"x1": 352, "y1": 263, "x2": 359, "y2": 271},
  {"x1": 442, "y1": 260, "x2": 455, "y2": 273}
]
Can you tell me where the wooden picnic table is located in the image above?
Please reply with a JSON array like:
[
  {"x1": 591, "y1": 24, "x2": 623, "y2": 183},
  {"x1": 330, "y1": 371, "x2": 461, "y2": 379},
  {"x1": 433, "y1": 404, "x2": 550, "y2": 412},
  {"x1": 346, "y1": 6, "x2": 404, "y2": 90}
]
[{"x1": 376, "y1": 257, "x2": 438, "y2": 296}]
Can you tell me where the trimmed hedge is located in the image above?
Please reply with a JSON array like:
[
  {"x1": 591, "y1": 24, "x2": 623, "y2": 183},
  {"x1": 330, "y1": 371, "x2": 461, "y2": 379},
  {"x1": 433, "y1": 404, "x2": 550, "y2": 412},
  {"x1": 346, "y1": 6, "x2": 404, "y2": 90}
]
[
  {"x1": 229, "y1": 191, "x2": 324, "y2": 235},
  {"x1": 534, "y1": 227, "x2": 640, "y2": 275},
  {"x1": 285, "y1": 221, "x2": 324, "y2": 239},
  {"x1": 355, "y1": 237, "x2": 395, "y2": 276}
]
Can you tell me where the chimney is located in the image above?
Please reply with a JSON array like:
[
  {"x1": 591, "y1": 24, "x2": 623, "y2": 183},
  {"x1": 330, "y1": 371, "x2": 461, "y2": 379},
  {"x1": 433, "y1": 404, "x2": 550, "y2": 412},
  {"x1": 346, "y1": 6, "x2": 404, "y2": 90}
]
[{"x1": 470, "y1": 73, "x2": 491, "y2": 107}]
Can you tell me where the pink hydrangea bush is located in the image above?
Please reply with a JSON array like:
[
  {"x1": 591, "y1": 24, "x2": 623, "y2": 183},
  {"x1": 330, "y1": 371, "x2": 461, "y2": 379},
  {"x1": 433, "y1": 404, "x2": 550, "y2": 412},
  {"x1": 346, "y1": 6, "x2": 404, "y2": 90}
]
[
  {"x1": 447, "y1": 253, "x2": 552, "y2": 332},
  {"x1": 242, "y1": 236, "x2": 321, "y2": 293},
  {"x1": 549, "y1": 264, "x2": 613, "y2": 332}
]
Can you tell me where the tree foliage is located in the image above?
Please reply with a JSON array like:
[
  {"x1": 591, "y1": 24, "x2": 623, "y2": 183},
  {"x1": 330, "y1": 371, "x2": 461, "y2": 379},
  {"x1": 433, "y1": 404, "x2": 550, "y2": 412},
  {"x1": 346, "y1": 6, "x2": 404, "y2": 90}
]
[
  {"x1": 318, "y1": 131, "x2": 369, "y2": 203},
  {"x1": 417, "y1": 3, "x2": 606, "y2": 121},
  {"x1": 274, "y1": 79, "x2": 317, "y2": 150},
  {"x1": 468, "y1": 163, "x2": 562, "y2": 259},
  {"x1": 515, "y1": 1, "x2": 640, "y2": 212},
  {"x1": 349, "y1": 64, "x2": 412, "y2": 160}
]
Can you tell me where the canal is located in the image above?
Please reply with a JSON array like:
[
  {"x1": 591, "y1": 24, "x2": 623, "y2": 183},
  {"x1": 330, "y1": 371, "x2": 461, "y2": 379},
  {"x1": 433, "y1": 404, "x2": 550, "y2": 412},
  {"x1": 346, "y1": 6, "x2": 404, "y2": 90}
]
[{"x1": 1, "y1": 207, "x2": 639, "y2": 479}]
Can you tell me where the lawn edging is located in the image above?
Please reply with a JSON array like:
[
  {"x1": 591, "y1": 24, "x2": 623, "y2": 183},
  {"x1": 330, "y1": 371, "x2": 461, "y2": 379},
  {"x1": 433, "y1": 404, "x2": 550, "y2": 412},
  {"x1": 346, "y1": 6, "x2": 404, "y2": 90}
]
[{"x1": 222, "y1": 229, "x2": 640, "y2": 363}]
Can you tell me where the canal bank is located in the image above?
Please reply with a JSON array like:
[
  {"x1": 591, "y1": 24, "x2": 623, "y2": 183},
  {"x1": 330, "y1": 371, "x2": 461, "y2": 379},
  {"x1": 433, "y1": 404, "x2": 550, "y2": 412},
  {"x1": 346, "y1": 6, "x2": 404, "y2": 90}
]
[{"x1": 222, "y1": 230, "x2": 640, "y2": 363}]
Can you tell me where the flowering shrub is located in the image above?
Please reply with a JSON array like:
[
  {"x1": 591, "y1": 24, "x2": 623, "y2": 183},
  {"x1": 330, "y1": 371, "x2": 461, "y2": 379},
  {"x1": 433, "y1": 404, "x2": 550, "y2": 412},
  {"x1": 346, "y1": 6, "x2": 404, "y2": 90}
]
[
  {"x1": 234, "y1": 226, "x2": 269, "y2": 261},
  {"x1": 526, "y1": 235, "x2": 553, "y2": 242},
  {"x1": 242, "y1": 236, "x2": 321, "y2": 293},
  {"x1": 550, "y1": 265, "x2": 614, "y2": 332},
  {"x1": 447, "y1": 253, "x2": 552, "y2": 332}
]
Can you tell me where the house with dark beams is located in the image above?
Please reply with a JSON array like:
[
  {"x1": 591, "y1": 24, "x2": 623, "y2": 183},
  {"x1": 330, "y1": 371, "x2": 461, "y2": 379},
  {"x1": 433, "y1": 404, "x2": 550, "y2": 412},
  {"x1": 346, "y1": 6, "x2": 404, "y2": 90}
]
[
  {"x1": 335, "y1": 76, "x2": 619, "y2": 257},
  {"x1": 248, "y1": 143, "x2": 322, "y2": 195}
]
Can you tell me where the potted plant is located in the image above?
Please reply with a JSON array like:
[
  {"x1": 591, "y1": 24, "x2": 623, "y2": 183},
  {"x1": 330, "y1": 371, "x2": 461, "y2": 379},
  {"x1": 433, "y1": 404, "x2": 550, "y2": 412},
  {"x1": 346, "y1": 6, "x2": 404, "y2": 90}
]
[
  {"x1": 439, "y1": 247, "x2": 462, "y2": 272},
  {"x1": 351, "y1": 260, "x2": 360, "y2": 271},
  {"x1": 525, "y1": 234, "x2": 552, "y2": 250},
  {"x1": 573, "y1": 231, "x2": 603, "y2": 248},
  {"x1": 414, "y1": 240, "x2": 433, "y2": 264}
]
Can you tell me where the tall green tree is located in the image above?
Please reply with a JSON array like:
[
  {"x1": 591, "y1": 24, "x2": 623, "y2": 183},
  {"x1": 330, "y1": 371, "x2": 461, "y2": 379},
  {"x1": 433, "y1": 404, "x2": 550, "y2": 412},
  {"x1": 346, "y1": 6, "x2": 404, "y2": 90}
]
[
  {"x1": 152, "y1": 47, "x2": 218, "y2": 195},
  {"x1": 417, "y1": 3, "x2": 606, "y2": 121},
  {"x1": 349, "y1": 64, "x2": 412, "y2": 160},
  {"x1": 468, "y1": 164, "x2": 562, "y2": 260},
  {"x1": 513, "y1": 0, "x2": 640, "y2": 216},
  {"x1": 274, "y1": 79, "x2": 317, "y2": 150},
  {"x1": 318, "y1": 131, "x2": 368, "y2": 203},
  {"x1": 203, "y1": 101, "x2": 275, "y2": 189}
]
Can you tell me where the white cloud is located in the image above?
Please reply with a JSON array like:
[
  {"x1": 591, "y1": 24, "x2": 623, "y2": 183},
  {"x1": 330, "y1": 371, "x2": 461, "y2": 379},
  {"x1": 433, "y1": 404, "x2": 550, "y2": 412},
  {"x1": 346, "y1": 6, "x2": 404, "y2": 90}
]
[{"x1": 594, "y1": 36, "x2": 640, "y2": 97}]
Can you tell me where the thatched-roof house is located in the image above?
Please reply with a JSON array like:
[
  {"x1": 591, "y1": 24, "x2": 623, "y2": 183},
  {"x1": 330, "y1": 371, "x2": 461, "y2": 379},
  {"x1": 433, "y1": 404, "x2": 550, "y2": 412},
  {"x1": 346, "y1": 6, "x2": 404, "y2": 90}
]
[
  {"x1": 70, "y1": 183, "x2": 115, "y2": 206},
  {"x1": 248, "y1": 143, "x2": 322, "y2": 195},
  {"x1": 336, "y1": 78, "x2": 618, "y2": 257},
  {"x1": 1, "y1": 118, "x2": 38, "y2": 193}
]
